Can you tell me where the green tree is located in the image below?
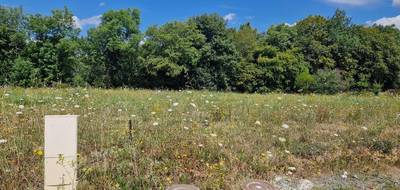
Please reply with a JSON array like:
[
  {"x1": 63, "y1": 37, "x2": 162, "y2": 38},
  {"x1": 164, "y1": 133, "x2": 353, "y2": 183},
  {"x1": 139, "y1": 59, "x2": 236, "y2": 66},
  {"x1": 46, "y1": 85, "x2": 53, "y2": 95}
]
[
  {"x1": 187, "y1": 14, "x2": 241, "y2": 90},
  {"x1": 0, "y1": 6, "x2": 27, "y2": 85},
  {"x1": 86, "y1": 8, "x2": 142, "y2": 87},
  {"x1": 27, "y1": 7, "x2": 79, "y2": 85},
  {"x1": 140, "y1": 21, "x2": 205, "y2": 89}
]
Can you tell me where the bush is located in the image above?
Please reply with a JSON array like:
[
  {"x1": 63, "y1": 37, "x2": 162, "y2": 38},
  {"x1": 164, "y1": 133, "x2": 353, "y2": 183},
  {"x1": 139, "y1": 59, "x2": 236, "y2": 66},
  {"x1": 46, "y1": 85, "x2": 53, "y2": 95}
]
[
  {"x1": 295, "y1": 70, "x2": 315, "y2": 93},
  {"x1": 312, "y1": 69, "x2": 347, "y2": 94},
  {"x1": 10, "y1": 58, "x2": 36, "y2": 87}
]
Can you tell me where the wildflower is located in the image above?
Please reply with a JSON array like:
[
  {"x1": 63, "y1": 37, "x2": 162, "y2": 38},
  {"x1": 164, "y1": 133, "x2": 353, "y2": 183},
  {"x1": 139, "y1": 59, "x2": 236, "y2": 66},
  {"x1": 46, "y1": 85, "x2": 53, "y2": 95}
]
[
  {"x1": 118, "y1": 109, "x2": 122, "y2": 112},
  {"x1": 218, "y1": 143, "x2": 223, "y2": 147},
  {"x1": 190, "y1": 103, "x2": 197, "y2": 108},
  {"x1": 198, "y1": 143, "x2": 204, "y2": 148},
  {"x1": 277, "y1": 97, "x2": 283, "y2": 100},
  {"x1": 288, "y1": 167, "x2": 296, "y2": 171},
  {"x1": 0, "y1": 139, "x2": 7, "y2": 144},
  {"x1": 255, "y1": 121, "x2": 262, "y2": 126},
  {"x1": 361, "y1": 126, "x2": 368, "y2": 131},
  {"x1": 167, "y1": 108, "x2": 173, "y2": 112},
  {"x1": 152, "y1": 122, "x2": 159, "y2": 126},
  {"x1": 267, "y1": 151, "x2": 273, "y2": 158},
  {"x1": 183, "y1": 126, "x2": 189, "y2": 130},
  {"x1": 285, "y1": 150, "x2": 291, "y2": 154},
  {"x1": 18, "y1": 105, "x2": 24, "y2": 109},
  {"x1": 74, "y1": 105, "x2": 80, "y2": 108},
  {"x1": 205, "y1": 100, "x2": 209, "y2": 104},
  {"x1": 334, "y1": 133, "x2": 339, "y2": 137},
  {"x1": 151, "y1": 112, "x2": 156, "y2": 115},
  {"x1": 84, "y1": 94, "x2": 90, "y2": 98},
  {"x1": 55, "y1": 97, "x2": 63, "y2": 100},
  {"x1": 131, "y1": 115, "x2": 136, "y2": 117},
  {"x1": 282, "y1": 123, "x2": 289, "y2": 129},
  {"x1": 210, "y1": 133, "x2": 217, "y2": 137},
  {"x1": 341, "y1": 171, "x2": 348, "y2": 179},
  {"x1": 16, "y1": 112, "x2": 23, "y2": 115},
  {"x1": 34, "y1": 149, "x2": 43, "y2": 156},
  {"x1": 173, "y1": 102, "x2": 179, "y2": 107},
  {"x1": 4, "y1": 93, "x2": 10, "y2": 97},
  {"x1": 278, "y1": 137, "x2": 286, "y2": 142}
]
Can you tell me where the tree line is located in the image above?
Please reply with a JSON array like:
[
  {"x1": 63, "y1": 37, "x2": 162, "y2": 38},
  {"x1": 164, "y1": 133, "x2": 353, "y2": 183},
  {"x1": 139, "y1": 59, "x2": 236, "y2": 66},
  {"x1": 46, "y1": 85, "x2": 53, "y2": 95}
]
[{"x1": 1, "y1": 6, "x2": 400, "y2": 94}]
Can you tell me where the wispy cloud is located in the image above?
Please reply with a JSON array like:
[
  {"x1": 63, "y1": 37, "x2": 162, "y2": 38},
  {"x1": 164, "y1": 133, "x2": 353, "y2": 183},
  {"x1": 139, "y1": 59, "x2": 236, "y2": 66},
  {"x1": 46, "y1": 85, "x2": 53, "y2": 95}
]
[
  {"x1": 99, "y1": 2, "x2": 106, "y2": 7},
  {"x1": 72, "y1": 15, "x2": 102, "y2": 29},
  {"x1": 367, "y1": 15, "x2": 400, "y2": 29},
  {"x1": 245, "y1": 16, "x2": 255, "y2": 20},
  {"x1": 393, "y1": 0, "x2": 400, "y2": 7},
  {"x1": 324, "y1": 0, "x2": 377, "y2": 6},
  {"x1": 223, "y1": 13, "x2": 236, "y2": 22}
]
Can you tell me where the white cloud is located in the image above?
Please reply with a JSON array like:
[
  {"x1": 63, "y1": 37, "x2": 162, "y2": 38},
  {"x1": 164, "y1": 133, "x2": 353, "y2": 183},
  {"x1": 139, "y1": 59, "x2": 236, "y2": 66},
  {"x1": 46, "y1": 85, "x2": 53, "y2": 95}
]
[
  {"x1": 368, "y1": 15, "x2": 400, "y2": 29},
  {"x1": 72, "y1": 15, "x2": 102, "y2": 29},
  {"x1": 285, "y1": 22, "x2": 297, "y2": 27},
  {"x1": 223, "y1": 13, "x2": 236, "y2": 22},
  {"x1": 324, "y1": 0, "x2": 376, "y2": 6},
  {"x1": 99, "y1": 2, "x2": 106, "y2": 7},
  {"x1": 393, "y1": 0, "x2": 400, "y2": 6}
]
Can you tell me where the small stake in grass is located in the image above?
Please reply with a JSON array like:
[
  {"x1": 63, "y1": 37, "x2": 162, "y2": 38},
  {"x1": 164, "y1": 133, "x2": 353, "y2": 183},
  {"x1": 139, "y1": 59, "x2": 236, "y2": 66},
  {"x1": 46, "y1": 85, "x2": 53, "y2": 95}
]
[
  {"x1": 128, "y1": 119, "x2": 133, "y2": 140},
  {"x1": 242, "y1": 180, "x2": 277, "y2": 190},
  {"x1": 45, "y1": 115, "x2": 79, "y2": 190},
  {"x1": 166, "y1": 184, "x2": 200, "y2": 190}
]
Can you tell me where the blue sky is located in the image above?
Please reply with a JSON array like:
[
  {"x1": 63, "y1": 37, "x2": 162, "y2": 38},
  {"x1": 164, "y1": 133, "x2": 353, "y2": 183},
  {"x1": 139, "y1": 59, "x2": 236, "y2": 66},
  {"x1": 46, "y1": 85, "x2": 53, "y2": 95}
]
[{"x1": 2, "y1": 0, "x2": 400, "y2": 35}]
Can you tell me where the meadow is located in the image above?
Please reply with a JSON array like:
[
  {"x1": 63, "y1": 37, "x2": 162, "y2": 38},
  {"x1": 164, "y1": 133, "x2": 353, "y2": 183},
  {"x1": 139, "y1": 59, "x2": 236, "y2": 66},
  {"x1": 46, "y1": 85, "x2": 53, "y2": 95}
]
[{"x1": 0, "y1": 88, "x2": 399, "y2": 189}]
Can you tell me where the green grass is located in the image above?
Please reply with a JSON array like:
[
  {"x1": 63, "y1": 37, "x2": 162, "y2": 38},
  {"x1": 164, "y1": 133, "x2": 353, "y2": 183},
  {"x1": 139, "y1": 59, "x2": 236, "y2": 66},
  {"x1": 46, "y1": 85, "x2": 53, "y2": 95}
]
[{"x1": 0, "y1": 88, "x2": 399, "y2": 189}]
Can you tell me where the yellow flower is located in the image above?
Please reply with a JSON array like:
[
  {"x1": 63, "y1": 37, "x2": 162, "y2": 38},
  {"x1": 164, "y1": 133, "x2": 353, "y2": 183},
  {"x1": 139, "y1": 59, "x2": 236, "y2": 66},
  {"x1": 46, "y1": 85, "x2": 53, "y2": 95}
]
[{"x1": 34, "y1": 149, "x2": 43, "y2": 156}]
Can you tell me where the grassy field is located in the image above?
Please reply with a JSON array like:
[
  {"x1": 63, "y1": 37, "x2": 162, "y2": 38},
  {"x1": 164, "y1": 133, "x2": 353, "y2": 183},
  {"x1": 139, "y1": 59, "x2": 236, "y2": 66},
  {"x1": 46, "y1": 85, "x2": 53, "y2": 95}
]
[{"x1": 0, "y1": 88, "x2": 399, "y2": 189}]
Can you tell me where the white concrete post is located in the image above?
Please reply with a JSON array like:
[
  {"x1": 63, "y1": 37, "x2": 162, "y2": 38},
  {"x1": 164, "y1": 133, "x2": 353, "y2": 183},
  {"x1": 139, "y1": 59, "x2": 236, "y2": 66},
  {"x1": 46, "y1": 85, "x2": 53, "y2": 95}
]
[{"x1": 45, "y1": 115, "x2": 79, "y2": 190}]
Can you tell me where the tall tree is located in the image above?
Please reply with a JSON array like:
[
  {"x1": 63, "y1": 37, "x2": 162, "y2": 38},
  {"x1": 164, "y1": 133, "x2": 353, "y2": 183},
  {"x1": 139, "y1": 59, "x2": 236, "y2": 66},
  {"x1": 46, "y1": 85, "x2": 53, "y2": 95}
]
[{"x1": 86, "y1": 8, "x2": 141, "y2": 87}]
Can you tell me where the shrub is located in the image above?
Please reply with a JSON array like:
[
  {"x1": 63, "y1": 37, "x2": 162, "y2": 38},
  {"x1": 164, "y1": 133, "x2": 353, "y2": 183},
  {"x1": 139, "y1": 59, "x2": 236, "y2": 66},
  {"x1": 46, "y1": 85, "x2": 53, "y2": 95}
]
[
  {"x1": 312, "y1": 69, "x2": 347, "y2": 94},
  {"x1": 10, "y1": 58, "x2": 36, "y2": 87},
  {"x1": 295, "y1": 70, "x2": 315, "y2": 93}
]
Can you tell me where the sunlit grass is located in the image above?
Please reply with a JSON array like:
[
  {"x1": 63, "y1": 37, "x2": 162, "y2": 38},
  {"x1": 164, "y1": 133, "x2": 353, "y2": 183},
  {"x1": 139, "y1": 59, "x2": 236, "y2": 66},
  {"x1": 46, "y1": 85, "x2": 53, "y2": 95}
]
[{"x1": 0, "y1": 88, "x2": 399, "y2": 189}]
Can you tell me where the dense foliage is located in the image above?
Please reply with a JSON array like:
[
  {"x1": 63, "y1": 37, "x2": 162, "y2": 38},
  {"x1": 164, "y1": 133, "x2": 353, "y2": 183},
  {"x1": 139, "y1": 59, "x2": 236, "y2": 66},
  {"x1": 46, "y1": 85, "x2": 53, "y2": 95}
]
[{"x1": 1, "y1": 6, "x2": 400, "y2": 93}]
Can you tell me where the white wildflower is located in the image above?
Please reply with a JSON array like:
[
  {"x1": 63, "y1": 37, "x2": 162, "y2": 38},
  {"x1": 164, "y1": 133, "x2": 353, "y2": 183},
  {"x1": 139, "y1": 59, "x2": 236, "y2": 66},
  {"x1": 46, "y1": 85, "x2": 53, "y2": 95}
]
[
  {"x1": 198, "y1": 143, "x2": 204, "y2": 148},
  {"x1": 74, "y1": 105, "x2": 80, "y2": 108},
  {"x1": 84, "y1": 94, "x2": 90, "y2": 98},
  {"x1": 4, "y1": 93, "x2": 10, "y2": 97},
  {"x1": 278, "y1": 137, "x2": 287, "y2": 142},
  {"x1": 277, "y1": 97, "x2": 283, "y2": 100},
  {"x1": 282, "y1": 123, "x2": 289, "y2": 129},
  {"x1": 16, "y1": 111, "x2": 23, "y2": 115},
  {"x1": 334, "y1": 133, "x2": 339, "y2": 137},
  {"x1": 190, "y1": 103, "x2": 197, "y2": 108},
  {"x1": 55, "y1": 97, "x2": 63, "y2": 100},
  {"x1": 118, "y1": 109, "x2": 122, "y2": 112},
  {"x1": 152, "y1": 122, "x2": 159, "y2": 126},
  {"x1": 0, "y1": 139, "x2": 7, "y2": 144},
  {"x1": 218, "y1": 143, "x2": 223, "y2": 147},
  {"x1": 151, "y1": 112, "x2": 156, "y2": 115},
  {"x1": 255, "y1": 121, "x2": 262, "y2": 126},
  {"x1": 167, "y1": 108, "x2": 173, "y2": 112},
  {"x1": 210, "y1": 133, "x2": 217, "y2": 137},
  {"x1": 131, "y1": 115, "x2": 136, "y2": 117},
  {"x1": 285, "y1": 150, "x2": 291, "y2": 154},
  {"x1": 361, "y1": 126, "x2": 368, "y2": 131},
  {"x1": 18, "y1": 105, "x2": 24, "y2": 109},
  {"x1": 288, "y1": 167, "x2": 296, "y2": 171},
  {"x1": 341, "y1": 171, "x2": 348, "y2": 179},
  {"x1": 183, "y1": 126, "x2": 189, "y2": 130},
  {"x1": 173, "y1": 102, "x2": 179, "y2": 107}
]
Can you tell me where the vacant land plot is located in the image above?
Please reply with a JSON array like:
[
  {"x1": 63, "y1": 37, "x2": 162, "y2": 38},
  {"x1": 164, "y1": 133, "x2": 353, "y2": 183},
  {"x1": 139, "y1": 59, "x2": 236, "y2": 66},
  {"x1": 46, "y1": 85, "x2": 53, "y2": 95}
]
[{"x1": 0, "y1": 88, "x2": 399, "y2": 189}]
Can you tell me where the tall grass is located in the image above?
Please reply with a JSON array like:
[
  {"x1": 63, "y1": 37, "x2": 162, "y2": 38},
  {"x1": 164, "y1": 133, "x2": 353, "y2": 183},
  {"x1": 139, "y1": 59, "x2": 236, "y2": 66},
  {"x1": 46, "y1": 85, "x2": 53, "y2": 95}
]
[{"x1": 0, "y1": 88, "x2": 399, "y2": 189}]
